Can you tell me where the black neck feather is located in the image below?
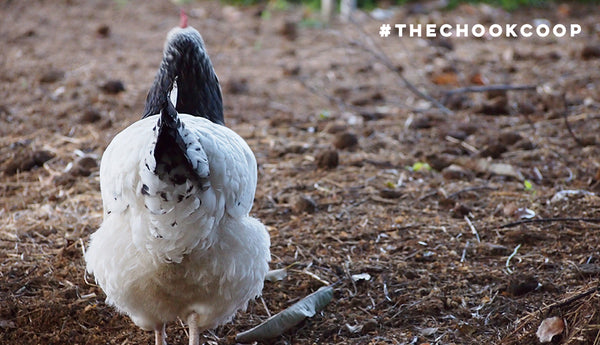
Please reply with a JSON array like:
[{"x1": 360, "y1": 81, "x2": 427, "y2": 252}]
[{"x1": 143, "y1": 28, "x2": 224, "y2": 125}]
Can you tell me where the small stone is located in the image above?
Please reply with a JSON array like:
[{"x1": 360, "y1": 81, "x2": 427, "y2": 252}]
[
  {"x1": 96, "y1": 24, "x2": 110, "y2": 37},
  {"x1": 100, "y1": 80, "x2": 125, "y2": 94},
  {"x1": 581, "y1": 45, "x2": 600, "y2": 60},
  {"x1": 451, "y1": 203, "x2": 471, "y2": 218},
  {"x1": 3, "y1": 150, "x2": 55, "y2": 175},
  {"x1": 53, "y1": 173, "x2": 76, "y2": 187},
  {"x1": 361, "y1": 319, "x2": 378, "y2": 334},
  {"x1": 498, "y1": 131, "x2": 522, "y2": 146},
  {"x1": 350, "y1": 91, "x2": 384, "y2": 106},
  {"x1": 315, "y1": 150, "x2": 339, "y2": 170},
  {"x1": 324, "y1": 123, "x2": 347, "y2": 134},
  {"x1": 444, "y1": 130, "x2": 468, "y2": 141},
  {"x1": 580, "y1": 136, "x2": 596, "y2": 146},
  {"x1": 39, "y1": 69, "x2": 65, "y2": 83},
  {"x1": 280, "y1": 144, "x2": 306, "y2": 156},
  {"x1": 292, "y1": 195, "x2": 317, "y2": 214},
  {"x1": 379, "y1": 189, "x2": 403, "y2": 199},
  {"x1": 333, "y1": 132, "x2": 358, "y2": 150},
  {"x1": 426, "y1": 153, "x2": 452, "y2": 171},
  {"x1": 516, "y1": 139, "x2": 535, "y2": 150},
  {"x1": 479, "y1": 97, "x2": 508, "y2": 115},
  {"x1": 410, "y1": 115, "x2": 433, "y2": 129},
  {"x1": 479, "y1": 142, "x2": 507, "y2": 159},
  {"x1": 280, "y1": 20, "x2": 297, "y2": 41},
  {"x1": 225, "y1": 78, "x2": 248, "y2": 95},
  {"x1": 282, "y1": 64, "x2": 300, "y2": 76},
  {"x1": 79, "y1": 108, "x2": 102, "y2": 123},
  {"x1": 359, "y1": 111, "x2": 385, "y2": 121},
  {"x1": 457, "y1": 123, "x2": 479, "y2": 136},
  {"x1": 71, "y1": 157, "x2": 98, "y2": 177},
  {"x1": 506, "y1": 275, "x2": 540, "y2": 296},
  {"x1": 442, "y1": 164, "x2": 472, "y2": 180}
]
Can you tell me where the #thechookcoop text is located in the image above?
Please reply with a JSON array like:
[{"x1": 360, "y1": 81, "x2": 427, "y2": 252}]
[{"x1": 378, "y1": 23, "x2": 582, "y2": 38}]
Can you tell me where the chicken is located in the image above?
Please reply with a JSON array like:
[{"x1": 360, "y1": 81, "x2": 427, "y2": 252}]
[{"x1": 85, "y1": 13, "x2": 270, "y2": 345}]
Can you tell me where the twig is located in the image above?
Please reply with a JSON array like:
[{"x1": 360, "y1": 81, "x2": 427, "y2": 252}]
[
  {"x1": 347, "y1": 18, "x2": 453, "y2": 115},
  {"x1": 562, "y1": 94, "x2": 584, "y2": 147},
  {"x1": 260, "y1": 296, "x2": 272, "y2": 318},
  {"x1": 295, "y1": 75, "x2": 355, "y2": 113},
  {"x1": 290, "y1": 269, "x2": 330, "y2": 286},
  {"x1": 547, "y1": 285, "x2": 599, "y2": 311},
  {"x1": 464, "y1": 215, "x2": 480, "y2": 243},
  {"x1": 445, "y1": 135, "x2": 479, "y2": 153},
  {"x1": 448, "y1": 185, "x2": 497, "y2": 199},
  {"x1": 443, "y1": 84, "x2": 536, "y2": 97},
  {"x1": 506, "y1": 243, "x2": 522, "y2": 274},
  {"x1": 461, "y1": 240, "x2": 469, "y2": 263},
  {"x1": 499, "y1": 217, "x2": 600, "y2": 229}
]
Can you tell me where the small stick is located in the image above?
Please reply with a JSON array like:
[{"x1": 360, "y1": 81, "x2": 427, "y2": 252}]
[
  {"x1": 464, "y1": 216, "x2": 480, "y2": 243},
  {"x1": 295, "y1": 76, "x2": 354, "y2": 113},
  {"x1": 443, "y1": 84, "x2": 536, "y2": 97},
  {"x1": 290, "y1": 269, "x2": 330, "y2": 286},
  {"x1": 461, "y1": 240, "x2": 470, "y2": 263},
  {"x1": 445, "y1": 135, "x2": 479, "y2": 153},
  {"x1": 506, "y1": 243, "x2": 522, "y2": 274},
  {"x1": 260, "y1": 296, "x2": 272, "y2": 318},
  {"x1": 562, "y1": 94, "x2": 584, "y2": 147},
  {"x1": 447, "y1": 186, "x2": 497, "y2": 199},
  {"x1": 547, "y1": 285, "x2": 599, "y2": 311},
  {"x1": 347, "y1": 18, "x2": 453, "y2": 115},
  {"x1": 499, "y1": 217, "x2": 600, "y2": 229}
]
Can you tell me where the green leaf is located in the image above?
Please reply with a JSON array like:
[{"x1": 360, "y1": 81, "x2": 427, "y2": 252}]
[
  {"x1": 412, "y1": 162, "x2": 431, "y2": 172},
  {"x1": 318, "y1": 110, "x2": 330, "y2": 120},
  {"x1": 260, "y1": 9, "x2": 271, "y2": 20},
  {"x1": 524, "y1": 180, "x2": 533, "y2": 191}
]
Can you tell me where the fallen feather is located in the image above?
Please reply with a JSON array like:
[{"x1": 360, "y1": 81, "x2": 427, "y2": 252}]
[
  {"x1": 345, "y1": 323, "x2": 361, "y2": 333},
  {"x1": 515, "y1": 207, "x2": 535, "y2": 219},
  {"x1": 550, "y1": 189, "x2": 595, "y2": 203},
  {"x1": 351, "y1": 273, "x2": 371, "y2": 282},
  {"x1": 506, "y1": 244, "x2": 522, "y2": 274},
  {"x1": 235, "y1": 286, "x2": 334, "y2": 343},
  {"x1": 536, "y1": 316, "x2": 565, "y2": 343}
]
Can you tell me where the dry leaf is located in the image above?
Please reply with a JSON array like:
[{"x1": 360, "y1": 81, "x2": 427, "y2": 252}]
[
  {"x1": 536, "y1": 316, "x2": 565, "y2": 343},
  {"x1": 470, "y1": 73, "x2": 488, "y2": 85},
  {"x1": 431, "y1": 72, "x2": 459, "y2": 86}
]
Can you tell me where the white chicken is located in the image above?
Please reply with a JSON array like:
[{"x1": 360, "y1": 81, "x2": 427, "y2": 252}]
[{"x1": 85, "y1": 13, "x2": 270, "y2": 345}]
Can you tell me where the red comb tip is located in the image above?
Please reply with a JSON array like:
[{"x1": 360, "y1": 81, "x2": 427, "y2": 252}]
[{"x1": 179, "y1": 9, "x2": 188, "y2": 28}]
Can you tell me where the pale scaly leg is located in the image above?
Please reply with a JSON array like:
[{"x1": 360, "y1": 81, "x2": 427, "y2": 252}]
[
  {"x1": 155, "y1": 324, "x2": 167, "y2": 345},
  {"x1": 188, "y1": 313, "x2": 200, "y2": 345}
]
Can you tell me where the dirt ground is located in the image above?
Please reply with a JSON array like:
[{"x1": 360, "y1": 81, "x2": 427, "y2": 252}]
[{"x1": 1, "y1": 0, "x2": 600, "y2": 344}]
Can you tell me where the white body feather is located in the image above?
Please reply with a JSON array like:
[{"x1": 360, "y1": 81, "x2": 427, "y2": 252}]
[{"x1": 85, "y1": 114, "x2": 270, "y2": 331}]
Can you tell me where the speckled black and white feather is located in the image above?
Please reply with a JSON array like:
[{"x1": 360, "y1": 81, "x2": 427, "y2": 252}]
[{"x1": 85, "y1": 25, "x2": 270, "y2": 334}]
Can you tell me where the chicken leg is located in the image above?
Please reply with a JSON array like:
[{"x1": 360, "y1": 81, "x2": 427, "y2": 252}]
[
  {"x1": 155, "y1": 324, "x2": 167, "y2": 345},
  {"x1": 188, "y1": 313, "x2": 200, "y2": 345}
]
